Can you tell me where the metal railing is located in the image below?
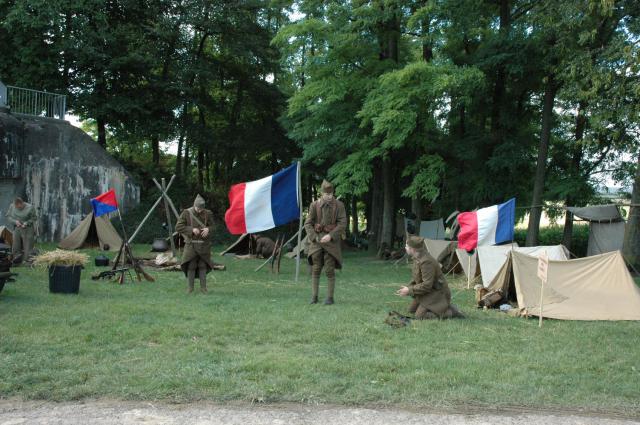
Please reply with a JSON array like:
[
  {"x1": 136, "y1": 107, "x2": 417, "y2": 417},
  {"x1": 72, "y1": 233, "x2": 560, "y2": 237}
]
[{"x1": 5, "y1": 85, "x2": 66, "y2": 120}]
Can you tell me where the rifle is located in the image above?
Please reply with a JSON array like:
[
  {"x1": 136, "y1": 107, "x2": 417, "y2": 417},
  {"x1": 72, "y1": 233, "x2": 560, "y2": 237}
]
[{"x1": 92, "y1": 268, "x2": 130, "y2": 281}]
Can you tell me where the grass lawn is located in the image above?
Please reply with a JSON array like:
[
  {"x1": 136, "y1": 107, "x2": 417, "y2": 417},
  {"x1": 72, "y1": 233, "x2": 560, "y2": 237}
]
[{"x1": 1, "y1": 244, "x2": 639, "y2": 414}]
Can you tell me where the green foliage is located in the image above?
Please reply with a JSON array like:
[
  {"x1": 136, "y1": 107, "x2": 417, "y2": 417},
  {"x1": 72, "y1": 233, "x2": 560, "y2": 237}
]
[{"x1": 514, "y1": 224, "x2": 590, "y2": 257}]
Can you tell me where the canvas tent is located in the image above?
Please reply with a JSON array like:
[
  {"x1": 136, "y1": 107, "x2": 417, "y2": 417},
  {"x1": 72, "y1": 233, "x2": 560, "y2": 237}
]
[
  {"x1": 0, "y1": 226, "x2": 13, "y2": 246},
  {"x1": 221, "y1": 233, "x2": 257, "y2": 256},
  {"x1": 484, "y1": 250, "x2": 640, "y2": 321},
  {"x1": 58, "y1": 213, "x2": 122, "y2": 251},
  {"x1": 566, "y1": 205, "x2": 625, "y2": 256},
  {"x1": 455, "y1": 249, "x2": 479, "y2": 280},
  {"x1": 424, "y1": 238, "x2": 458, "y2": 271},
  {"x1": 419, "y1": 219, "x2": 446, "y2": 240},
  {"x1": 285, "y1": 234, "x2": 309, "y2": 259},
  {"x1": 477, "y1": 244, "x2": 569, "y2": 287}
]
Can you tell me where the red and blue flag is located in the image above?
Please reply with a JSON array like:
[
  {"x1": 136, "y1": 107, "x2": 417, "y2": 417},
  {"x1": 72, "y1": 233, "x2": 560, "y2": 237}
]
[{"x1": 91, "y1": 189, "x2": 119, "y2": 217}]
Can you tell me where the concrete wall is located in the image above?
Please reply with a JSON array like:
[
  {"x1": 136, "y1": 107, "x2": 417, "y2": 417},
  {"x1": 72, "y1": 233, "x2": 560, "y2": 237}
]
[{"x1": 0, "y1": 110, "x2": 140, "y2": 241}]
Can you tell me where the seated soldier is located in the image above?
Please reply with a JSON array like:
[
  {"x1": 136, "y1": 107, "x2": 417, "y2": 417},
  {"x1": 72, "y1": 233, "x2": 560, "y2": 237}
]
[
  {"x1": 254, "y1": 235, "x2": 275, "y2": 259},
  {"x1": 396, "y1": 235, "x2": 464, "y2": 320}
]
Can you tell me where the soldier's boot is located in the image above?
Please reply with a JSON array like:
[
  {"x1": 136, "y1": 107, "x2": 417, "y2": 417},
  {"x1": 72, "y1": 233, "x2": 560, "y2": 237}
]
[
  {"x1": 310, "y1": 276, "x2": 319, "y2": 304},
  {"x1": 324, "y1": 278, "x2": 335, "y2": 305},
  {"x1": 199, "y1": 268, "x2": 208, "y2": 293},
  {"x1": 187, "y1": 269, "x2": 195, "y2": 294}
]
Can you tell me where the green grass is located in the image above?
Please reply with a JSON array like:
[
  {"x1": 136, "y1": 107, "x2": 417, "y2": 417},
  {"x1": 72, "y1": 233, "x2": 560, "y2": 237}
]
[{"x1": 1, "y1": 244, "x2": 639, "y2": 414}]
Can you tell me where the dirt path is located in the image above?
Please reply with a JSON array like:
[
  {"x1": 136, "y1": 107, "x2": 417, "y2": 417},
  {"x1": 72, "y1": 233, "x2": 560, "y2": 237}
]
[{"x1": 1, "y1": 400, "x2": 638, "y2": 425}]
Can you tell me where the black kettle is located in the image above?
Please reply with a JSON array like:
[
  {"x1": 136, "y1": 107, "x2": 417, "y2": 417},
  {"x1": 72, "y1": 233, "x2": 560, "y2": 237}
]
[{"x1": 94, "y1": 254, "x2": 110, "y2": 267}]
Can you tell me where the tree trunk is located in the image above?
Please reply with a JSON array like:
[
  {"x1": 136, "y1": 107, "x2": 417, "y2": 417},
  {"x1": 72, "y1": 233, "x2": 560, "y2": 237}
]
[
  {"x1": 411, "y1": 197, "x2": 423, "y2": 235},
  {"x1": 351, "y1": 196, "x2": 358, "y2": 236},
  {"x1": 490, "y1": 0, "x2": 510, "y2": 151},
  {"x1": 623, "y1": 154, "x2": 640, "y2": 270},
  {"x1": 526, "y1": 75, "x2": 557, "y2": 246},
  {"x1": 183, "y1": 142, "x2": 190, "y2": 177},
  {"x1": 368, "y1": 163, "x2": 383, "y2": 252},
  {"x1": 380, "y1": 157, "x2": 395, "y2": 252},
  {"x1": 562, "y1": 103, "x2": 586, "y2": 250},
  {"x1": 175, "y1": 131, "x2": 184, "y2": 177},
  {"x1": 204, "y1": 150, "x2": 211, "y2": 189},
  {"x1": 197, "y1": 146, "x2": 204, "y2": 190},
  {"x1": 97, "y1": 117, "x2": 106, "y2": 148},
  {"x1": 151, "y1": 135, "x2": 160, "y2": 166}
]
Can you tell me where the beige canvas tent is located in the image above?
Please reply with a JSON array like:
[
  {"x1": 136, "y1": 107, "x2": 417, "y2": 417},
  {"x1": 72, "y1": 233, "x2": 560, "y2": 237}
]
[
  {"x1": 424, "y1": 238, "x2": 459, "y2": 271},
  {"x1": 58, "y1": 213, "x2": 122, "y2": 251},
  {"x1": 285, "y1": 235, "x2": 309, "y2": 259},
  {"x1": 566, "y1": 205, "x2": 625, "y2": 256},
  {"x1": 477, "y1": 244, "x2": 568, "y2": 287},
  {"x1": 0, "y1": 226, "x2": 13, "y2": 246},
  {"x1": 455, "y1": 249, "x2": 479, "y2": 280},
  {"x1": 484, "y1": 250, "x2": 640, "y2": 321}
]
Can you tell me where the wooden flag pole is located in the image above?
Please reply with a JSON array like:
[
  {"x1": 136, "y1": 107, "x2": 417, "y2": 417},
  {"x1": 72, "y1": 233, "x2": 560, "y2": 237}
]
[
  {"x1": 539, "y1": 277, "x2": 545, "y2": 328},
  {"x1": 537, "y1": 250, "x2": 549, "y2": 328},
  {"x1": 295, "y1": 161, "x2": 303, "y2": 283},
  {"x1": 467, "y1": 254, "x2": 472, "y2": 289}
]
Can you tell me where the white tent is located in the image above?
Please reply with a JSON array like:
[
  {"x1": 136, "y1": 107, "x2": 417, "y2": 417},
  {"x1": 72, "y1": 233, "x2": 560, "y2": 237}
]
[{"x1": 477, "y1": 244, "x2": 569, "y2": 287}]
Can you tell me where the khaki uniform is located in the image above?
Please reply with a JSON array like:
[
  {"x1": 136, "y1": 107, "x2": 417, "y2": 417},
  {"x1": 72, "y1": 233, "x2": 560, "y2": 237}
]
[
  {"x1": 6, "y1": 203, "x2": 37, "y2": 263},
  {"x1": 304, "y1": 198, "x2": 347, "y2": 302},
  {"x1": 175, "y1": 206, "x2": 215, "y2": 291},
  {"x1": 255, "y1": 236, "x2": 275, "y2": 258},
  {"x1": 406, "y1": 251, "x2": 456, "y2": 319}
]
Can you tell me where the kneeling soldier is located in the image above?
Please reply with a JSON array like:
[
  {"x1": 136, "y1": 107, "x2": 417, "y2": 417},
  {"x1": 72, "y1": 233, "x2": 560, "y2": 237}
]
[
  {"x1": 176, "y1": 194, "x2": 215, "y2": 293},
  {"x1": 396, "y1": 236, "x2": 464, "y2": 319},
  {"x1": 304, "y1": 180, "x2": 347, "y2": 305}
]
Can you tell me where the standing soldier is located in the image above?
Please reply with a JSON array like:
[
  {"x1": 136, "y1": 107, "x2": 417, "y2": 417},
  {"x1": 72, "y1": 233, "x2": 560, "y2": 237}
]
[
  {"x1": 396, "y1": 235, "x2": 464, "y2": 319},
  {"x1": 5, "y1": 197, "x2": 37, "y2": 264},
  {"x1": 304, "y1": 180, "x2": 347, "y2": 305},
  {"x1": 175, "y1": 194, "x2": 215, "y2": 294}
]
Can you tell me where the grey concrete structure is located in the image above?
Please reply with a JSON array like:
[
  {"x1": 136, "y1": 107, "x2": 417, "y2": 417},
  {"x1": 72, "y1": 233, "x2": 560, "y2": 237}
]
[{"x1": 0, "y1": 109, "x2": 139, "y2": 242}]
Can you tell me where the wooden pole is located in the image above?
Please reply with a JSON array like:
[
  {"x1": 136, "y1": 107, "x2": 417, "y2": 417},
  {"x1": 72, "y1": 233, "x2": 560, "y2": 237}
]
[
  {"x1": 129, "y1": 175, "x2": 176, "y2": 244},
  {"x1": 539, "y1": 277, "x2": 545, "y2": 328},
  {"x1": 467, "y1": 254, "x2": 472, "y2": 289},
  {"x1": 255, "y1": 230, "x2": 300, "y2": 272},
  {"x1": 295, "y1": 161, "x2": 304, "y2": 283},
  {"x1": 161, "y1": 178, "x2": 176, "y2": 257}
]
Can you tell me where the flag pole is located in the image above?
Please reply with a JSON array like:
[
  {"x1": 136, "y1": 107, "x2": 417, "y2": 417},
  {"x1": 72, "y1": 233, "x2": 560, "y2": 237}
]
[
  {"x1": 295, "y1": 161, "x2": 303, "y2": 283},
  {"x1": 467, "y1": 253, "x2": 472, "y2": 289}
]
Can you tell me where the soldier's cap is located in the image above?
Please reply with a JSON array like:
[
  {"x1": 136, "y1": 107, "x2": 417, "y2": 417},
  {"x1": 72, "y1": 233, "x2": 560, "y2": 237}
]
[
  {"x1": 321, "y1": 179, "x2": 334, "y2": 194},
  {"x1": 406, "y1": 235, "x2": 426, "y2": 250},
  {"x1": 193, "y1": 194, "x2": 206, "y2": 208}
]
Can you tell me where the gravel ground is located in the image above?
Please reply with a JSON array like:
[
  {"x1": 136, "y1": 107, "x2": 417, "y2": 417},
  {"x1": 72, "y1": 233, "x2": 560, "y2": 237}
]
[{"x1": 1, "y1": 400, "x2": 639, "y2": 425}]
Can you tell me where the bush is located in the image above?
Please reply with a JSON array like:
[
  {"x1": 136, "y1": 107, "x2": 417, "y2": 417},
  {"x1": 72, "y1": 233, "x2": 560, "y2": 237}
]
[{"x1": 513, "y1": 224, "x2": 589, "y2": 257}]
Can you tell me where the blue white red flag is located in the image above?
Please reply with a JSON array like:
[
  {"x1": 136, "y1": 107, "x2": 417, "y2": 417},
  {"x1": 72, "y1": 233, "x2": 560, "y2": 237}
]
[
  {"x1": 224, "y1": 164, "x2": 300, "y2": 235},
  {"x1": 457, "y1": 198, "x2": 515, "y2": 251},
  {"x1": 91, "y1": 189, "x2": 119, "y2": 217}
]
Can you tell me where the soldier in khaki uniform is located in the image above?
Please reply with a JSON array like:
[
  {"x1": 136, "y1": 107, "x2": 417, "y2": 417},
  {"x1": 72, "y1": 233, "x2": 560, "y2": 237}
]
[
  {"x1": 5, "y1": 197, "x2": 37, "y2": 264},
  {"x1": 175, "y1": 194, "x2": 215, "y2": 294},
  {"x1": 304, "y1": 180, "x2": 347, "y2": 305},
  {"x1": 396, "y1": 235, "x2": 464, "y2": 319}
]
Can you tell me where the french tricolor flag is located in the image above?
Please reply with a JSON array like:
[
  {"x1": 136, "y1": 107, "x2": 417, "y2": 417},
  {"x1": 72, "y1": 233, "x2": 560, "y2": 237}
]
[
  {"x1": 457, "y1": 198, "x2": 515, "y2": 251},
  {"x1": 224, "y1": 163, "x2": 300, "y2": 235}
]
